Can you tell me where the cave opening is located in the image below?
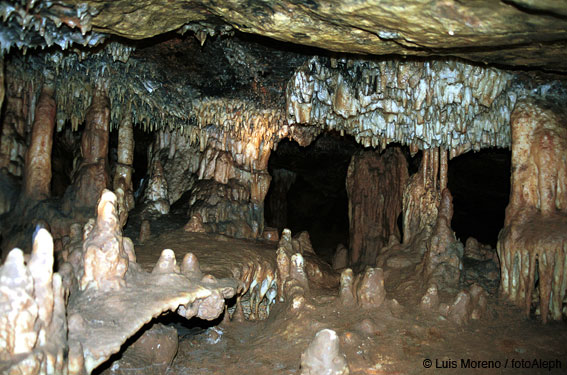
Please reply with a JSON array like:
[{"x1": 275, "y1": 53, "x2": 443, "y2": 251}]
[
  {"x1": 448, "y1": 148, "x2": 511, "y2": 247},
  {"x1": 265, "y1": 132, "x2": 360, "y2": 262},
  {"x1": 131, "y1": 126, "x2": 154, "y2": 201},
  {"x1": 50, "y1": 125, "x2": 79, "y2": 198}
]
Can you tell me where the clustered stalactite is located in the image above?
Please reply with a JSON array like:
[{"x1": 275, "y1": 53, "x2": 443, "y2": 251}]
[
  {"x1": 286, "y1": 57, "x2": 517, "y2": 152},
  {"x1": 147, "y1": 124, "x2": 273, "y2": 239},
  {"x1": 498, "y1": 98, "x2": 567, "y2": 323},
  {"x1": 346, "y1": 147, "x2": 408, "y2": 268}
]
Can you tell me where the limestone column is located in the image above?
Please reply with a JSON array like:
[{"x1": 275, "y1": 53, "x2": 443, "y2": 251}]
[
  {"x1": 497, "y1": 98, "x2": 567, "y2": 323},
  {"x1": 346, "y1": 147, "x2": 408, "y2": 267},
  {"x1": 23, "y1": 81, "x2": 56, "y2": 200},
  {"x1": 63, "y1": 84, "x2": 110, "y2": 213},
  {"x1": 113, "y1": 114, "x2": 135, "y2": 226}
]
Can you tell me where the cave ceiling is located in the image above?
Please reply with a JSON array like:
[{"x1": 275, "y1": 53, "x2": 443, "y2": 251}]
[{"x1": 3, "y1": 0, "x2": 567, "y2": 71}]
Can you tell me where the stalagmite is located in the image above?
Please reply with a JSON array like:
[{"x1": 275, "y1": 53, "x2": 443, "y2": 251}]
[
  {"x1": 0, "y1": 229, "x2": 67, "y2": 375},
  {"x1": 142, "y1": 157, "x2": 170, "y2": 215},
  {"x1": 346, "y1": 147, "x2": 408, "y2": 267},
  {"x1": 497, "y1": 98, "x2": 567, "y2": 323},
  {"x1": 79, "y1": 190, "x2": 129, "y2": 291},
  {"x1": 23, "y1": 80, "x2": 56, "y2": 201},
  {"x1": 300, "y1": 329, "x2": 349, "y2": 375},
  {"x1": 113, "y1": 114, "x2": 135, "y2": 227},
  {"x1": 420, "y1": 188, "x2": 463, "y2": 291}
]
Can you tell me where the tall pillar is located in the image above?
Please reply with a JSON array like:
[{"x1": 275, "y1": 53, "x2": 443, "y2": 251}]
[
  {"x1": 63, "y1": 85, "x2": 110, "y2": 213},
  {"x1": 23, "y1": 82, "x2": 56, "y2": 200},
  {"x1": 497, "y1": 98, "x2": 567, "y2": 323},
  {"x1": 113, "y1": 114, "x2": 135, "y2": 226},
  {"x1": 346, "y1": 147, "x2": 408, "y2": 267}
]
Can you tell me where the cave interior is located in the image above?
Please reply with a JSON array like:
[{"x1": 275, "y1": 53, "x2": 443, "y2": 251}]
[{"x1": 1, "y1": 1, "x2": 567, "y2": 374}]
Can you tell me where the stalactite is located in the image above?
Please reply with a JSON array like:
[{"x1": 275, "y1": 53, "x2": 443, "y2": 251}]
[
  {"x1": 113, "y1": 114, "x2": 135, "y2": 227},
  {"x1": 497, "y1": 98, "x2": 567, "y2": 323},
  {"x1": 23, "y1": 80, "x2": 56, "y2": 201}
]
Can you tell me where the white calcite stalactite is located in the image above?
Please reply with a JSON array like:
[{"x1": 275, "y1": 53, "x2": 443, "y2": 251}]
[
  {"x1": 286, "y1": 57, "x2": 516, "y2": 151},
  {"x1": 346, "y1": 147, "x2": 408, "y2": 267},
  {"x1": 113, "y1": 114, "x2": 135, "y2": 227},
  {"x1": 23, "y1": 81, "x2": 56, "y2": 201},
  {"x1": 497, "y1": 98, "x2": 567, "y2": 323},
  {"x1": 63, "y1": 85, "x2": 111, "y2": 214}
]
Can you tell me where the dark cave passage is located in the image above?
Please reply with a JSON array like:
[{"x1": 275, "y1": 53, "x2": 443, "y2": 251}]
[
  {"x1": 131, "y1": 126, "x2": 153, "y2": 200},
  {"x1": 265, "y1": 133, "x2": 360, "y2": 261},
  {"x1": 448, "y1": 148, "x2": 511, "y2": 247}
]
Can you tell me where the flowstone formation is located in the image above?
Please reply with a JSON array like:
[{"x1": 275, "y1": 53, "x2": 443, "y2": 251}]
[
  {"x1": 498, "y1": 98, "x2": 567, "y2": 323},
  {"x1": 0, "y1": 190, "x2": 237, "y2": 374}
]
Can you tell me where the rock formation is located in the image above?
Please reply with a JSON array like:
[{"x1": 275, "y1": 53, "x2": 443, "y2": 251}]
[
  {"x1": 346, "y1": 147, "x2": 408, "y2": 267},
  {"x1": 1, "y1": 1, "x2": 567, "y2": 373},
  {"x1": 300, "y1": 329, "x2": 349, "y2": 375},
  {"x1": 498, "y1": 98, "x2": 567, "y2": 323},
  {"x1": 23, "y1": 80, "x2": 56, "y2": 201},
  {"x1": 0, "y1": 190, "x2": 237, "y2": 374},
  {"x1": 63, "y1": 85, "x2": 111, "y2": 215}
]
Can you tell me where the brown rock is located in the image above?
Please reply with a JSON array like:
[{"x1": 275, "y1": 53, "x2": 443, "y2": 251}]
[
  {"x1": 262, "y1": 227, "x2": 279, "y2": 242},
  {"x1": 184, "y1": 213, "x2": 207, "y2": 233},
  {"x1": 447, "y1": 291, "x2": 472, "y2": 325},
  {"x1": 332, "y1": 244, "x2": 349, "y2": 270},
  {"x1": 103, "y1": 323, "x2": 178, "y2": 375},
  {"x1": 139, "y1": 219, "x2": 151, "y2": 244}
]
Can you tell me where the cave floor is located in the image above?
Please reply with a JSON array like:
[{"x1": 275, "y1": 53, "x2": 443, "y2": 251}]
[{"x1": 128, "y1": 222, "x2": 567, "y2": 375}]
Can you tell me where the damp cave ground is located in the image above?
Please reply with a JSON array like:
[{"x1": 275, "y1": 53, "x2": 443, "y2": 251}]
[{"x1": 112, "y1": 216, "x2": 567, "y2": 375}]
